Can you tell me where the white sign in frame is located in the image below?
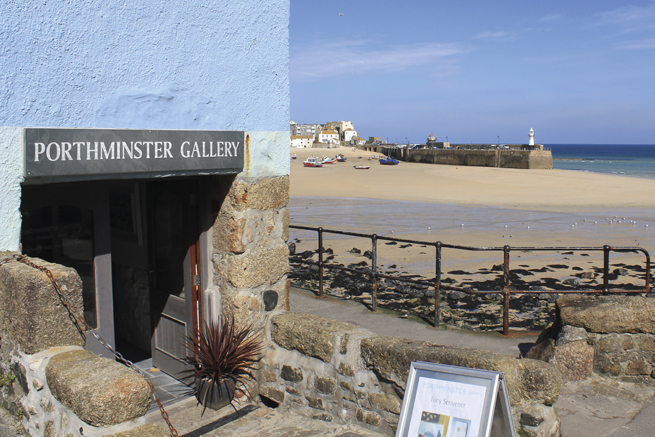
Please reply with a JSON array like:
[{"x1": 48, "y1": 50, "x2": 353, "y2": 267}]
[{"x1": 395, "y1": 362, "x2": 516, "y2": 437}]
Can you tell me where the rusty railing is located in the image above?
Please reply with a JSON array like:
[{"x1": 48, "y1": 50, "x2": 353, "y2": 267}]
[{"x1": 289, "y1": 225, "x2": 652, "y2": 335}]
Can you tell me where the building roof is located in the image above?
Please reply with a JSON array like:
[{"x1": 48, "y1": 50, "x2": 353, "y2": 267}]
[
  {"x1": 291, "y1": 135, "x2": 314, "y2": 139},
  {"x1": 320, "y1": 130, "x2": 338, "y2": 135}
]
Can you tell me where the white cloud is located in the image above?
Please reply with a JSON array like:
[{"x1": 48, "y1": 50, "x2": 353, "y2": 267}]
[
  {"x1": 593, "y1": 2, "x2": 655, "y2": 32},
  {"x1": 291, "y1": 41, "x2": 471, "y2": 82},
  {"x1": 475, "y1": 30, "x2": 512, "y2": 40},
  {"x1": 618, "y1": 38, "x2": 655, "y2": 50},
  {"x1": 592, "y1": 2, "x2": 655, "y2": 50}
]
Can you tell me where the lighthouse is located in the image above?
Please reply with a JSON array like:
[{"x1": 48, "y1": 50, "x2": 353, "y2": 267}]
[{"x1": 528, "y1": 127, "x2": 535, "y2": 146}]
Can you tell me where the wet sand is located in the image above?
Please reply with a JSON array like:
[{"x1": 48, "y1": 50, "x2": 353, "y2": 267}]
[{"x1": 289, "y1": 146, "x2": 654, "y2": 289}]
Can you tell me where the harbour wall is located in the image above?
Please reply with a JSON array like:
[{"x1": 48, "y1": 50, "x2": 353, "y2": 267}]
[{"x1": 364, "y1": 146, "x2": 553, "y2": 169}]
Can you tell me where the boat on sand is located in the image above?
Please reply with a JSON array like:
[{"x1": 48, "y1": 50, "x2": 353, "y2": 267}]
[
  {"x1": 303, "y1": 157, "x2": 323, "y2": 167},
  {"x1": 379, "y1": 156, "x2": 399, "y2": 165}
]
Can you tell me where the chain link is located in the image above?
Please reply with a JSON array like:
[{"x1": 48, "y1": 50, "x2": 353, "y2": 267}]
[{"x1": 3, "y1": 254, "x2": 179, "y2": 437}]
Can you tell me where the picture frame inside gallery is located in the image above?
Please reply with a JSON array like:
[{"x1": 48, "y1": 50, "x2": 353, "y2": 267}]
[{"x1": 395, "y1": 362, "x2": 516, "y2": 437}]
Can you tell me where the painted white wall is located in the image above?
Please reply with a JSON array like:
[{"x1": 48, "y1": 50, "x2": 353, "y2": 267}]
[
  {"x1": 343, "y1": 130, "x2": 357, "y2": 142},
  {"x1": 244, "y1": 131, "x2": 291, "y2": 178},
  {"x1": 0, "y1": 127, "x2": 24, "y2": 251}
]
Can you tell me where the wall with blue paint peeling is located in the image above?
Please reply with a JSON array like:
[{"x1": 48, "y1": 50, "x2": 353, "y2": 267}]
[{"x1": 1, "y1": 0, "x2": 289, "y2": 132}]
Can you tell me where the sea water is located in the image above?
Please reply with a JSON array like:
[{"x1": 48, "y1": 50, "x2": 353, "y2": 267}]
[{"x1": 549, "y1": 144, "x2": 655, "y2": 178}]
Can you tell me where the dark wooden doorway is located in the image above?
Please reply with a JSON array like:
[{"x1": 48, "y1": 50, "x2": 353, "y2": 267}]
[{"x1": 148, "y1": 179, "x2": 202, "y2": 379}]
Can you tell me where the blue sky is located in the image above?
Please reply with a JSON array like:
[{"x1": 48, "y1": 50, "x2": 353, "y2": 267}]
[{"x1": 289, "y1": 1, "x2": 655, "y2": 144}]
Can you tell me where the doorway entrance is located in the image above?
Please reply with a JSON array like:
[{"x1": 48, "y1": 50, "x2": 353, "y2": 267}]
[
  {"x1": 20, "y1": 178, "x2": 205, "y2": 380},
  {"x1": 148, "y1": 179, "x2": 201, "y2": 377}
]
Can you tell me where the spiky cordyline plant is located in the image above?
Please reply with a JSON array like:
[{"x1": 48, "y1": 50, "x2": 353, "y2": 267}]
[{"x1": 184, "y1": 314, "x2": 264, "y2": 413}]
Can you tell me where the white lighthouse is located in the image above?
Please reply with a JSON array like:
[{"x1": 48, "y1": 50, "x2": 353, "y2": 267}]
[{"x1": 528, "y1": 127, "x2": 535, "y2": 146}]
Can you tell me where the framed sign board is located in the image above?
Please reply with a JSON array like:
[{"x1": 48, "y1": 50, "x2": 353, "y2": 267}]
[
  {"x1": 23, "y1": 128, "x2": 244, "y2": 183},
  {"x1": 395, "y1": 362, "x2": 516, "y2": 437}
]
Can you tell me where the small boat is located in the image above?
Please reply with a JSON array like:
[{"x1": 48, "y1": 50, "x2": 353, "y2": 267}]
[
  {"x1": 379, "y1": 156, "x2": 399, "y2": 165},
  {"x1": 322, "y1": 156, "x2": 338, "y2": 164},
  {"x1": 303, "y1": 157, "x2": 323, "y2": 167},
  {"x1": 291, "y1": 154, "x2": 297, "y2": 159},
  {"x1": 337, "y1": 154, "x2": 347, "y2": 162},
  {"x1": 353, "y1": 165, "x2": 370, "y2": 170}
]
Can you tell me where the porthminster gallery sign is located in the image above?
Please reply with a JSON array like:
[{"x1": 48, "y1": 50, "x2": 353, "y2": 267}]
[{"x1": 24, "y1": 128, "x2": 244, "y2": 181}]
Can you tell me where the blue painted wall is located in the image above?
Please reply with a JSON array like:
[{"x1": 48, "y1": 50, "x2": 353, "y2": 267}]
[
  {"x1": 0, "y1": 0, "x2": 290, "y2": 250},
  {"x1": 0, "y1": 0, "x2": 289, "y2": 132}
]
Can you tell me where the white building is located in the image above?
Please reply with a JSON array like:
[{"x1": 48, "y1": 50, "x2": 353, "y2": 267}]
[
  {"x1": 339, "y1": 120, "x2": 353, "y2": 134},
  {"x1": 342, "y1": 128, "x2": 357, "y2": 142},
  {"x1": 317, "y1": 130, "x2": 339, "y2": 145},
  {"x1": 291, "y1": 135, "x2": 314, "y2": 148}
]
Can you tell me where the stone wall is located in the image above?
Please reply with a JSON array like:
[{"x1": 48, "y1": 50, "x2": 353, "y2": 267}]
[
  {"x1": 528, "y1": 296, "x2": 655, "y2": 383},
  {"x1": 0, "y1": 255, "x2": 165, "y2": 436},
  {"x1": 0, "y1": 256, "x2": 85, "y2": 354},
  {"x1": 257, "y1": 311, "x2": 562, "y2": 437},
  {"x1": 374, "y1": 146, "x2": 553, "y2": 170},
  {"x1": 528, "y1": 150, "x2": 554, "y2": 169},
  {"x1": 211, "y1": 175, "x2": 290, "y2": 329}
]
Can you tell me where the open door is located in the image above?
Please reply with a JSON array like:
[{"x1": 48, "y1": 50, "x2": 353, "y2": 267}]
[{"x1": 148, "y1": 180, "x2": 202, "y2": 379}]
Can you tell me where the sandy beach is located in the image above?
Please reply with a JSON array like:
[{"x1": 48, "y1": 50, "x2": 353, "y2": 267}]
[
  {"x1": 290, "y1": 146, "x2": 655, "y2": 210},
  {"x1": 288, "y1": 146, "x2": 654, "y2": 295}
]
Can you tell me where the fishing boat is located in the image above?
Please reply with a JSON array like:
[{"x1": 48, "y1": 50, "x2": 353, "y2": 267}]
[
  {"x1": 353, "y1": 165, "x2": 370, "y2": 170},
  {"x1": 303, "y1": 157, "x2": 323, "y2": 167},
  {"x1": 322, "y1": 156, "x2": 338, "y2": 164},
  {"x1": 291, "y1": 154, "x2": 297, "y2": 159},
  {"x1": 337, "y1": 154, "x2": 347, "y2": 162},
  {"x1": 379, "y1": 156, "x2": 399, "y2": 165}
]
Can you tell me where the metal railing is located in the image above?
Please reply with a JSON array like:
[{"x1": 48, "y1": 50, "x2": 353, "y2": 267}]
[{"x1": 289, "y1": 225, "x2": 652, "y2": 335}]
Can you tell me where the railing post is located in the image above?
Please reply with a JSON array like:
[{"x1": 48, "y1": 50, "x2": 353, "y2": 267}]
[
  {"x1": 503, "y1": 245, "x2": 511, "y2": 336},
  {"x1": 434, "y1": 242, "x2": 442, "y2": 328},
  {"x1": 603, "y1": 245, "x2": 610, "y2": 294},
  {"x1": 645, "y1": 251, "x2": 652, "y2": 295},
  {"x1": 318, "y1": 227, "x2": 324, "y2": 298},
  {"x1": 372, "y1": 234, "x2": 378, "y2": 312}
]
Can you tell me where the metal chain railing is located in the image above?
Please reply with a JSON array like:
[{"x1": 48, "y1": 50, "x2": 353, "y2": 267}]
[{"x1": 0, "y1": 254, "x2": 179, "y2": 437}]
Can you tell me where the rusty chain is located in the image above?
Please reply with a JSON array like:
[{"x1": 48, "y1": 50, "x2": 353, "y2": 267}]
[{"x1": 1, "y1": 253, "x2": 179, "y2": 437}]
